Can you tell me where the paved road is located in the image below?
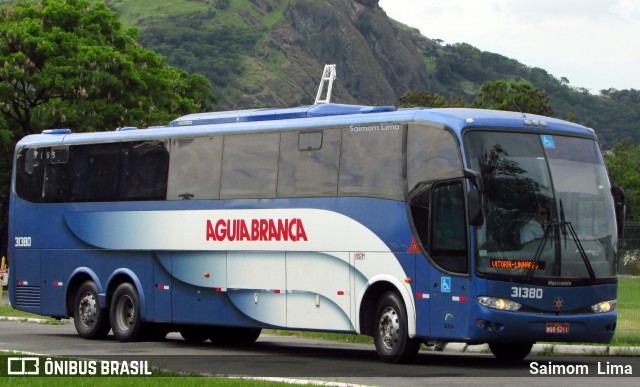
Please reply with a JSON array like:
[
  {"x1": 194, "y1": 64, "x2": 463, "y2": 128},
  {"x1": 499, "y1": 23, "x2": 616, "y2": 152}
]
[{"x1": 0, "y1": 321, "x2": 638, "y2": 386}]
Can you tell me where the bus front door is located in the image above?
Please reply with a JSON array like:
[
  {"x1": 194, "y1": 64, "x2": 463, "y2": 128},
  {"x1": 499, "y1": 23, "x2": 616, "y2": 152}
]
[{"x1": 427, "y1": 180, "x2": 471, "y2": 340}]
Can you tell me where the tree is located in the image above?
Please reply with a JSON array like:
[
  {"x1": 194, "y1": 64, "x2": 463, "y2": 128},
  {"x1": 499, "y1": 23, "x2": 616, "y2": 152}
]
[
  {"x1": 0, "y1": 0, "x2": 215, "y2": 136},
  {"x1": 0, "y1": 0, "x2": 216, "y2": 256},
  {"x1": 398, "y1": 90, "x2": 469, "y2": 108},
  {"x1": 605, "y1": 138, "x2": 640, "y2": 221},
  {"x1": 398, "y1": 91, "x2": 445, "y2": 108},
  {"x1": 399, "y1": 80, "x2": 552, "y2": 114},
  {"x1": 473, "y1": 80, "x2": 553, "y2": 116}
]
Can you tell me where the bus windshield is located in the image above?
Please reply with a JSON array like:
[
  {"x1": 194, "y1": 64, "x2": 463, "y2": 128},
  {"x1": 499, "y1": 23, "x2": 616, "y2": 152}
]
[{"x1": 465, "y1": 131, "x2": 617, "y2": 284}]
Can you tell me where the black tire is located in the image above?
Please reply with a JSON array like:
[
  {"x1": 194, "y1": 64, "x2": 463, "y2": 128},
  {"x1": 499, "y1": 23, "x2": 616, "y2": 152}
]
[
  {"x1": 110, "y1": 282, "x2": 144, "y2": 342},
  {"x1": 209, "y1": 327, "x2": 262, "y2": 344},
  {"x1": 489, "y1": 342, "x2": 534, "y2": 360},
  {"x1": 180, "y1": 327, "x2": 210, "y2": 343},
  {"x1": 73, "y1": 281, "x2": 111, "y2": 340},
  {"x1": 373, "y1": 291, "x2": 420, "y2": 363}
]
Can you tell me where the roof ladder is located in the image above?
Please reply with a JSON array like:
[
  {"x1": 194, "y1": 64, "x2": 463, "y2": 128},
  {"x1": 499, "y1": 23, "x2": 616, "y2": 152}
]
[{"x1": 314, "y1": 64, "x2": 336, "y2": 105}]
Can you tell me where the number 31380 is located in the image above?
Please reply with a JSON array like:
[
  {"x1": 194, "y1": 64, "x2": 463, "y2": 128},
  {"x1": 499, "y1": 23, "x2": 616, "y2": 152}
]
[
  {"x1": 511, "y1": 287, "x2": 543, "y2": 299},
  {"x1": 15, "y1": 237, "x2": 32, "y2": 247}
]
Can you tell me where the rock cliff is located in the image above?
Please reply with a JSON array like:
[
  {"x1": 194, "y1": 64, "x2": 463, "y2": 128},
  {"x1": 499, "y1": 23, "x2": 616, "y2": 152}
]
[{"x1": 279, "y1": 0, "x2": 431, "y2": 105}]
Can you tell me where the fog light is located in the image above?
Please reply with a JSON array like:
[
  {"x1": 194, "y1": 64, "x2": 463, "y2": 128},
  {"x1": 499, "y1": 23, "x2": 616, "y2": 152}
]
[{"x1": 476, "y1": 319, "x2": 490, "y2": 330}]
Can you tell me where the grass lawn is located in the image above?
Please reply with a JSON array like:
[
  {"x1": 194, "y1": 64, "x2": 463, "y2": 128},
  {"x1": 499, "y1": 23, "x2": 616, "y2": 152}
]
[
  {"x1": 0, "y1": 304, "x2": 62, "y2": 324},
  {"x1": 613, "y1": 276, "x2": 640, "y2": 345}
]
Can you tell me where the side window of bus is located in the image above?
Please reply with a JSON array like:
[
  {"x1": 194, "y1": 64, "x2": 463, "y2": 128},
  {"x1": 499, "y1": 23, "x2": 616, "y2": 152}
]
[
  {"x1": 17, "y1": 141, "x2": 168, "y2": 203},
  {"x1": 430, "y1": 180, "x2": 468, "y2": 273},
  {"x1": 16, "y1": 148, "x2": 45, "y2": 202},
  {"x1": 121, "y1": 141, "x2": 169, "y2": 200},
  {"x1": 278, "y1": 130, "x2": 340, "y2": 197},
  {"x1": 167, "y1": 137, "x2": 223, "y2": 200},
  {"x1": 406, "y1": 124, "x2": 466, "y2": 273},
  {"x1": 70, "y1": 143, "x2": 123, "y2": 202},
  {"x1": 42, "y1": 147, "x2": 72, "y2": 202},
  {"x1": 69, "y1": 141, "x2": 169, "y2": 202},
  {"x1": 221, "y1": 133, "x2": 280, "y2": 199},
  {"x1": 407, "y1": 123, "x2": 463, "y2": 189},
  {"x1": 339, "y1": 125, "x2": 403, "y2": 200}
]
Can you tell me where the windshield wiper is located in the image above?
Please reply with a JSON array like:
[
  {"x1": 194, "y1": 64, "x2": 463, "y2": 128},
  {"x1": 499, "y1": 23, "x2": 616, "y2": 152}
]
[
  {"x1": 526, "y1": 219, "x2": 553, "y2": 281},
  {"x1": 559, "y1": 200, "x2": 567, "y2": 237},
  {"x1": 559, "y1": 199, "x2": 596, "y2": 282}
]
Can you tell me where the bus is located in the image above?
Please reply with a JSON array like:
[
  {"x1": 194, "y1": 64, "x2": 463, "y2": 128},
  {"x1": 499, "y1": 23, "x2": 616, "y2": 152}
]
[{"x1": 8, "y1": 103, "x2": 624, "y2": 363}]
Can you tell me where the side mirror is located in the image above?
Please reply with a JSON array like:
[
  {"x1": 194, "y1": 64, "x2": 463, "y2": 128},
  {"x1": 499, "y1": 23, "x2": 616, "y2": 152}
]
[
  {"x1": 611, "y1": 186, "x2": 625, "y2": 237},
  {"x1": 464, "y1": 168, "x2": 484, "y2": 192},
  {"x1": 464, "y1": 168, "x2": 484, "y2": 226},
  {"x1": 467, "y1": 187, "x2": 484, "y2": 227}
]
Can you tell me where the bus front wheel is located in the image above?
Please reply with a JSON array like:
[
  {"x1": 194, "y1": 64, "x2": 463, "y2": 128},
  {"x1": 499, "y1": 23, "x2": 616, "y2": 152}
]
[
  {"x1": 373, "y1": 291, "x2": 420, "y2": 363},
  {"x1": 489, "y1": 342, "x2": 534, "y2": 360},
  {"x1": 110, "y1": 283, "x2": 144, "y2": 342},
  {"x1": 73, "y1": 281, "x2": 110, "y2": 340}
]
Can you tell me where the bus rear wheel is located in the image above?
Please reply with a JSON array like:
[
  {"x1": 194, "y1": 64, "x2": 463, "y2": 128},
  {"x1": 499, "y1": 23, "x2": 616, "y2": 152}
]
[
  {"x1": 73, "y1": 281, "x2": 110, "y2": 339},
  {"x1": 373, "y1": 291, "x2": 420, "y2": 363},
  {"x1": 110, "y1": 283, "x2": 144, "y2": 342},
  {"x1": 489, "y1": 342, "x2": 534, "y2": 360}
]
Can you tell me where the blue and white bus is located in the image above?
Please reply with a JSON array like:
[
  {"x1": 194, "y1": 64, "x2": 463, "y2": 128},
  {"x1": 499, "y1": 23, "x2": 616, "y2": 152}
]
[{"x1": 8, "y1": 103, "x2": 624, "y2": 362}]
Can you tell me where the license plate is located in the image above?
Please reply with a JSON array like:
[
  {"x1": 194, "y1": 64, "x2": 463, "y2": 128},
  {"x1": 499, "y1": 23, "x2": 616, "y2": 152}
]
[{"x1": 545, "y1": 322, "x2": 569, "y2": 334}]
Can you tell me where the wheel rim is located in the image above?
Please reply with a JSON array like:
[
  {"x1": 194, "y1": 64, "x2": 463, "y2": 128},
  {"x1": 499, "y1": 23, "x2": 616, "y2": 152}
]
[
  {"x1": 78, "y1": 292, "x2": 97, "y2": 328},
  {"x1": 378, "y1": 306, "x2": 400, "y2": 350},
  {"x1": 115, "y1": 295, "x2": 135, "y2": 331}
]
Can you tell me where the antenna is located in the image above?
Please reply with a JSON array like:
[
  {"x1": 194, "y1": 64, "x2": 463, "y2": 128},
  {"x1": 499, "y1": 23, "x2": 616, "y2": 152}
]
[
  {"x1": 511, "y1": 100, "x2": 526, "y2": 118},
  {"x1": 314, "y1": 64, "x2": 336, "y2": 105}
]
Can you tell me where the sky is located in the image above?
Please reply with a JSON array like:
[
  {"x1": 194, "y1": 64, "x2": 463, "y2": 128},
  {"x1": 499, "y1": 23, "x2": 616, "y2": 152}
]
[{"x1": 378, "y1": 0, "x2": 640, "y2": 92}]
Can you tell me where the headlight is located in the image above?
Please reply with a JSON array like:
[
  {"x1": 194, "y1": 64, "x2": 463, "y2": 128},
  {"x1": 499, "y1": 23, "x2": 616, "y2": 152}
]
[
  {"x1": 477, "y1": 296, "x2": 522, "y2": 311},
  {"x1": 591, "y1": 299, "x2": 617, "y2": 313}
]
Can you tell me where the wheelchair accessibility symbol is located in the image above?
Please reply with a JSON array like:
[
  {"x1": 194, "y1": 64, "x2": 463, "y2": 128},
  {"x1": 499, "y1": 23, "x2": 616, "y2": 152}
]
[
  {"x1": 441, "y1": 277, "x2": 451, "y2": 293},
  {"x1": 541, "y1": 135, "x2": 555, "y2": 149}
]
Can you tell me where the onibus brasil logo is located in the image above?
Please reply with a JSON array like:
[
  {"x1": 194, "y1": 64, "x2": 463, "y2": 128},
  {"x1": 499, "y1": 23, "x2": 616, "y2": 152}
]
[{"x1": 7, "y1": 357, "x2": 152, "y2": 376}]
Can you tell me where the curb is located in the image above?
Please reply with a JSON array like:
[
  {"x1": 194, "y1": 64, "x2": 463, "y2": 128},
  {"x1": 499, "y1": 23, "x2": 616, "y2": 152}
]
[
  {"x1": 0, "y1": 316, "x2": 51, "y2": 324},
  {"x1": 442, "y1": 342, "x2": 640, "y2": 356},
  {"x1": 0, "y1": 315, "x2": 72, "y2": 324}
]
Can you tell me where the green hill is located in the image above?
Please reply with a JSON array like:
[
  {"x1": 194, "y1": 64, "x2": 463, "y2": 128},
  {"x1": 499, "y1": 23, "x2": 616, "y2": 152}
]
[{"x1": 6, "y1": 0, "x2": 638, "y2": 147}]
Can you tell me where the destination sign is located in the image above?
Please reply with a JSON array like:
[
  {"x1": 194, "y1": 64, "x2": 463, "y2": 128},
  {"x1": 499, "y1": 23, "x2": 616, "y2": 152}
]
[{"x1": 489, "y1": 259, "x2": 546, "y2": 270}]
